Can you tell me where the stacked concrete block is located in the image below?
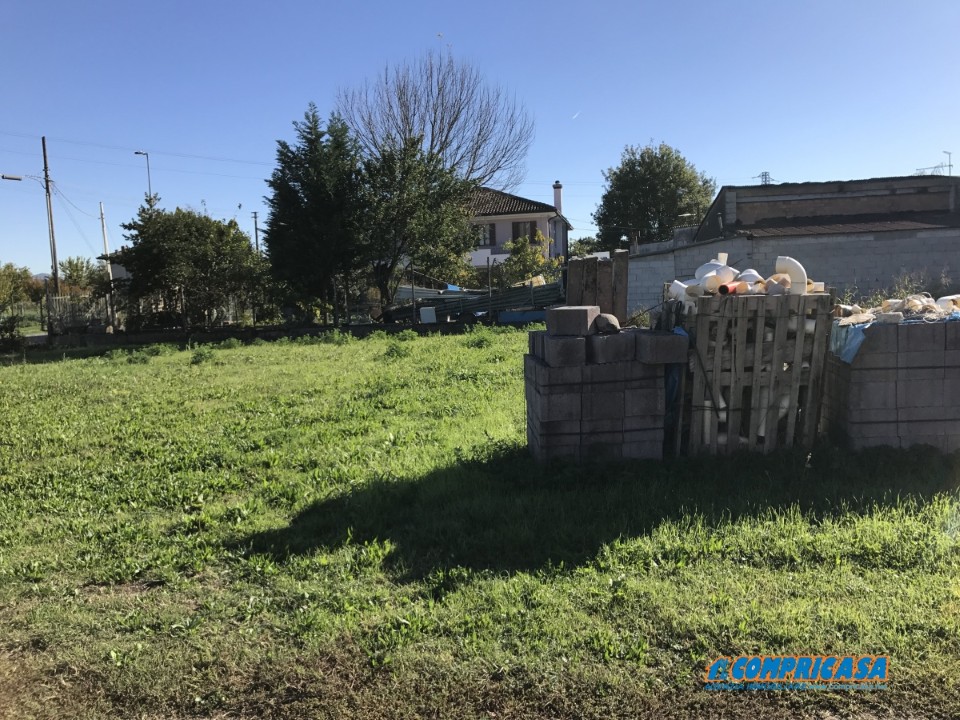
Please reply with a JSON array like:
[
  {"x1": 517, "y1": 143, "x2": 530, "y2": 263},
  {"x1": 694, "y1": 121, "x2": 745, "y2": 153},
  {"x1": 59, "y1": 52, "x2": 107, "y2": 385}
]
[
  {"x1": 821, "y1": 321, "x2": 960, "y2": 452},
  {"x1": 525, "y1": 308, "x2": 688, "y2": 462}
]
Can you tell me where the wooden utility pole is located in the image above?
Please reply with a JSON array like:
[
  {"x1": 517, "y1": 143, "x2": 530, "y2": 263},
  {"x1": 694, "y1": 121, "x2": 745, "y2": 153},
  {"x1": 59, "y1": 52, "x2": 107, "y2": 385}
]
[
  {"x1": 251, "y1": 211, "x2": 260, "y2": 254},
  {"x1": 42, "y1": 136, "x2": 60, "y2": 296},
  {"x1": 99, "y1": 202, "x2": 116, "y2": 328}
]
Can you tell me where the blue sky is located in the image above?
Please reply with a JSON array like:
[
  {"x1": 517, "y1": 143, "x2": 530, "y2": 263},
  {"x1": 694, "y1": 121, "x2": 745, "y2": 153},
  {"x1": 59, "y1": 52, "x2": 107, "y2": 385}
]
[{"x1": 2, "y1": 0, "x2": 958, "y2": 275}]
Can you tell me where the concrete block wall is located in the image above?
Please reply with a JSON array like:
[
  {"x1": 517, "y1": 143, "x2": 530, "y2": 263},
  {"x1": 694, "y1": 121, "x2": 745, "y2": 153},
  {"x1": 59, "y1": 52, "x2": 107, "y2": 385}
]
[
  {"x1": 627, "y1": 228, "x2": 960, "y2": 316},
  {"x1": 821, "y1": 322, "x2": 960, "y2": 452},
  {"x1": 526, "y1": 325, "x2": 681, "y2": 462}
]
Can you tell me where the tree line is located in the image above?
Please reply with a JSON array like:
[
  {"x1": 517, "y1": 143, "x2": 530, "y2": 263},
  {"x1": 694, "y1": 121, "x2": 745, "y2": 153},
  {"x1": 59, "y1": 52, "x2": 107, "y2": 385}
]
[{"x1": 2, "y1": 50, "x2": 717, "y2": 336}]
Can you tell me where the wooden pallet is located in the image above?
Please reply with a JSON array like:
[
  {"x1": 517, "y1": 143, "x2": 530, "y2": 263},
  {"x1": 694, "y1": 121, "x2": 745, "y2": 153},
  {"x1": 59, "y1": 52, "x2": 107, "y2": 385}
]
[{"x1": 687, "y1": 293, "x2": 833, "y2": 455}]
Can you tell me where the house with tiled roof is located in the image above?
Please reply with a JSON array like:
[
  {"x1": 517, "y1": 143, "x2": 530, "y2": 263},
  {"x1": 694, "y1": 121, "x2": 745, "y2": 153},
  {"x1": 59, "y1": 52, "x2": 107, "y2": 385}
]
[{"x1": 468, "y1": 182, "x2": 572, "y2": 268}]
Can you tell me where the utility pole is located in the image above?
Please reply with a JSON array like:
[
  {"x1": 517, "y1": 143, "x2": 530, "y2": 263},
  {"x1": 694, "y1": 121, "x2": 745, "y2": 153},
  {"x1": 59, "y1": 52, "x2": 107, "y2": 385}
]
[
  {"x1": 99, "y1": 202, "x2": 116, "y2": 328},
  {"x1": 251, "y1": 211, "x2": 260, "y2": 253},
  {"x1": 945, "y1": 151, "x2": 953, "y2": 176},
  {"x1": 42, "y1": 136, "x2": 60, "y2": 296}
]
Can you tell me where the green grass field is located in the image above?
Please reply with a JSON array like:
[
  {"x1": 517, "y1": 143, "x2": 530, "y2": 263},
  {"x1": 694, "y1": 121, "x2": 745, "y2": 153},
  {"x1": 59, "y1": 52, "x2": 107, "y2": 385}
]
[{"x1": 1, "y1": 329, "x2": 959, "y2": 718}]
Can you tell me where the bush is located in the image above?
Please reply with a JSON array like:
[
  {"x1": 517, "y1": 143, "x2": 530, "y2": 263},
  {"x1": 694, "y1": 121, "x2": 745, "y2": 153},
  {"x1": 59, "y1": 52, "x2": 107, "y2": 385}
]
[
  {"x1": 384, "y1": 341, "x2": 411, "y2": 359},
  {"x1": 464, "y1": 331, "x2": 492, "y2": 349},
  {"x1": 218, "y1": 337, "x2": 243, "y2": 350},
  {"x1": 191, "y1": 347, "x2": 215, "y2": 365},
  {"x1": 396, "y1": 329, "x2": 419, "y2": 342},
  {"x1": 0, "y1": 316, "x2": 24, "y2": 353},
  {"x1": 319, "y1": 330, "x2": 354, "y2": 346},
  {"x1": 366, "y1": 330, "x2": 388, "y2": 341}
]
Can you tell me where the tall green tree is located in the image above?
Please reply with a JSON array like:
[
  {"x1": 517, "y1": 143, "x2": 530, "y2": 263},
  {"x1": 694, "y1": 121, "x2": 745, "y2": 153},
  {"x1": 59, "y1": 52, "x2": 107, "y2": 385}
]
[
  {"x1": 356, "y1": 137, "x2": 476, "y2": 306},
  {"x1": 263, "y1": 105, "x2": 361, "y2": 315},
  {"x1": 58, "y1": 256, "x2": 105, "y2": 292},
  {"x1": 0, "y1": 262, "x2": 32, "y2": 313},
  {"x1": 593, "y1": 143, "x2": 715, "y2": 250},
  {"x1": 117, "y1": 197, "x2": 264, "y2": 329}
]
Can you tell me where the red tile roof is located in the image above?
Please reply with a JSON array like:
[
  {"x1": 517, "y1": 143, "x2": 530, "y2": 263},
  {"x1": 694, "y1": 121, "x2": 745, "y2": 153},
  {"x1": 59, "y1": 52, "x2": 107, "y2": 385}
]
[{"x1": 471, "y1": 187, "x2": 557, "y2": 216}]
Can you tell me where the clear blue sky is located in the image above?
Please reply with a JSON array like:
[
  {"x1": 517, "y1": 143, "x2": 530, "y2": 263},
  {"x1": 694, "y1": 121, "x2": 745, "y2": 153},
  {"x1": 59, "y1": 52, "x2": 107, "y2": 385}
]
[{"x1": 2, "y1": 0, "x2": 958, "y2": 275}]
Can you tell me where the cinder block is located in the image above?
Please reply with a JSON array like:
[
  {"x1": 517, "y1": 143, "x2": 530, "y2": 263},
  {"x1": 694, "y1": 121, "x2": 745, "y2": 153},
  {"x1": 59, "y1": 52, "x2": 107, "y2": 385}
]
[
  {"x1": 535, "y1": 391, "x2": 581, "y2": 421},
  {"x1": 543, "y1": 334, "x2": 587, "y2": 368},
  {"x1": 946, "y1": 322, "x2": 960, "y2": 351},
  {"x1": 623, "y1": 441, "x2": 663, "y2": 459},
  {"x1": 528, "y1": 330, "x2": 546, "y2": 359},
  {"x1": 534, "y1": 445, "x2": 581, "y2": 462},
  {"x1": 583, "y1": 361, "x2": 629, "y2": 385},
  {"x1": 582, "y1": 391, "x2": 625, "y2": 420},
  {"x1": 532, "y1": 426, "x2": 581, "y2": 447},
  {"x1": 848, "y1": 408, "x2": 898, "y2": 423},
  {"x1": 582, "y1": 418, "x2": 623, "y2": 433},
  {"x1": 537, "y1": 420, "x2": 581, "y2": 435},
  {"x1": 860, "y1": 324, "x2": 898, "y2": 353},
  {"x1": 945, "y1": 350, "x2": 960, "y2": 367},
  {"x1": 625, "y1": 387, "x2": 665, "y2": 416},
  {"x1": 850, "y1": 435, "x2": 898, "y2": 450},
  {"x1": 847, "y1": 381, "x2": 896, "y2": 410},
  {"x1": 580, "y1": 442, "x2": 622, "y2": 461},
  {"x1": 623, "y1": 429, "x2": 664, "y2": 459},
  {"x1": 624, "y1": 413, "x2": 664, "y2": 431},
  {"x1": 587, "y1": 333, "x2": 636, "y2": 365},
  {"x1": 848, "y1": 368, "x2": 897, "y2": 383},
  {"x1": 626, "y1": 359, "x2": 662, "y2": 380},
  {"x1": 945, "y1": 378, "x2": 960, "y2": 405},
  {"x1": 898, "y1": 351, "x2": 945, "y2": 369},
  {"x1": 897, "y1": 406, "x2": 960, "y2": 422},
  {"x1": 899, "y1": 322, "x2": 945, "y2": 352},
  {"x1": 848, "y1": 421, "x2": 899, "y2": 438},
  {"x1": 851, "y1": 351, "x2": 897, "y2": 370},
  {"x1": 635, "y1": 330, "x2": 689, "y2": 364},
  {"x1": 546, "y1": 306, "x2": 599, "y2": 337},
  {"x1": 897, "y1": 380, "x2": 945, "y2": 408},
  {"x1": 624, "y1": 428, "x2": 663, "y2": 444},
  {"x1": 581, "y1": 431, "x2": 624, "y2": 446},
  {"x1": 897, "y1": 367, "x2": 945, "y2": 381},
  {"x1": 898, "y1": 420, "x2": 950, "y2": 437},
  {"x1": 536, "y1": 361, "x2": 583, "y2": 389}
]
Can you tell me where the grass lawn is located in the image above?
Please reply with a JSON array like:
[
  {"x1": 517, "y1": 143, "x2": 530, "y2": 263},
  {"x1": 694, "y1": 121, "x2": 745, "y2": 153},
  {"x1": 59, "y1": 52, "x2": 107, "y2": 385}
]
[{"x1": 1, "y1": 329, "x2": 958, "y2": 718}]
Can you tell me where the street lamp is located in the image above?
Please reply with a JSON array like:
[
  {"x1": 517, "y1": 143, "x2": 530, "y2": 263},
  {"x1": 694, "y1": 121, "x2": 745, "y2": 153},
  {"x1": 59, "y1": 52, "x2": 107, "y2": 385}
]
[{"x1": 134, "y1": 150, "x2": 152, "y2": 198}]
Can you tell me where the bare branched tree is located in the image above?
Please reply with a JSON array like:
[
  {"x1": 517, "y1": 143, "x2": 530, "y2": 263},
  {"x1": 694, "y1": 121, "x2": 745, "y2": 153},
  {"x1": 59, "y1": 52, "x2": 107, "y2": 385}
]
[{"x1": 337, "y1": 50, "x2": 534, "y2": 190}]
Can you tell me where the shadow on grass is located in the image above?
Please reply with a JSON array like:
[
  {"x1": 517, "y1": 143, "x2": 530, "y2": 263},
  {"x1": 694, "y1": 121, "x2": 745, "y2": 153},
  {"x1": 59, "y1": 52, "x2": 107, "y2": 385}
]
[{"x1": 235, "y1": 442, "x2": 960, "y2": 582}]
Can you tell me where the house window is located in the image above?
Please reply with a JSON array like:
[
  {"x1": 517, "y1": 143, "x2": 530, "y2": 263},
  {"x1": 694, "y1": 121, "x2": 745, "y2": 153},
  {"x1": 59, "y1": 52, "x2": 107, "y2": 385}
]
[
  {"x1": 512, "y1": 221, "x2": 537, "y2": 242},
  {"x1": 477, "y1": 223, "x2": 496, "y2": 247}
]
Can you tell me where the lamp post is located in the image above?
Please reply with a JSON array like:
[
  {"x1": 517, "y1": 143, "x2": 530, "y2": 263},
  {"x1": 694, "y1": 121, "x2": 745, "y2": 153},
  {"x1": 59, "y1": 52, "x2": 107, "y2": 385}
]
[
  {"x1": 134, "y1": 150, "x2": 152, "y2": 198},
  {"x1": 945, "y1": 151, "x2": 953, "y2": 177}
]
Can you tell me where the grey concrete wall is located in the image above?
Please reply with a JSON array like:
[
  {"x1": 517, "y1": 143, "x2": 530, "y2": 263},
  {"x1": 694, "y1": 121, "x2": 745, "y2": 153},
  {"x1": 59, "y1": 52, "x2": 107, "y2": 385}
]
[{"x1": 627, "y1": 228, "x2": 960, "y2": 314}]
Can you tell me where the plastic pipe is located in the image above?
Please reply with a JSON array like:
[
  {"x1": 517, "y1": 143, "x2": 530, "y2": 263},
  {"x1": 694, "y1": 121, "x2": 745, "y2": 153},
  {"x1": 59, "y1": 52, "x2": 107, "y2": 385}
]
[
  {"x1": 775, "y1": 256, "x2": 807, "y2": 296},
  {"x1": 737, "y1": 269, "x2": 763, "y2": 283},
  {"x1": 937, "y1": 294, "x2": 960, "y2": 311},
  {"x1": 695, "y1": 261, "x2": 724, "y2": 280},
  {"x1": 668, "y1": 280, "x2": 687, "y2": 300},
  {"x1": 717, "y1": 281, "x2": 740, "y2": 295}
]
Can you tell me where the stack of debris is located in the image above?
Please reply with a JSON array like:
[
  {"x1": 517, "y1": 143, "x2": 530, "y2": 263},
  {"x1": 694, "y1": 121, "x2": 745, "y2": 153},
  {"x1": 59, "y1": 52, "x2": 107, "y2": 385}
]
[{"x1": 836, "y1": 294, "x2": 960, "y2": 326}]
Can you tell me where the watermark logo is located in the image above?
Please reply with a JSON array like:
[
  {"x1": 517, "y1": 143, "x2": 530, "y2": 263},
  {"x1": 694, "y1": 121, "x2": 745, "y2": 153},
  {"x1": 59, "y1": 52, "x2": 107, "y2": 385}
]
[{"x1": 704, "y1": 655, "x2": 889, "y2": 691}]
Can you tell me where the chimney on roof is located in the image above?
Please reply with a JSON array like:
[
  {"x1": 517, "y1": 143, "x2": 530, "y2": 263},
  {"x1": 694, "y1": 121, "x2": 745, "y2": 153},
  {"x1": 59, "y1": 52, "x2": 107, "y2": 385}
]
[{"x1": 553, "y1": 180, "x2": 562, "y2": 213}]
